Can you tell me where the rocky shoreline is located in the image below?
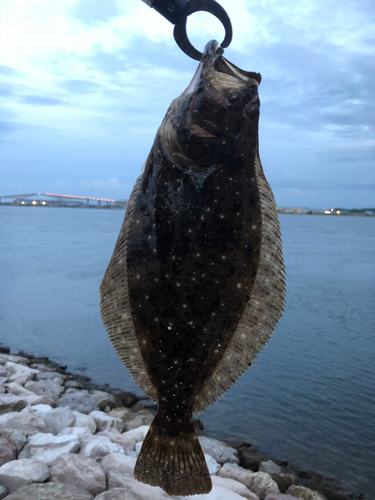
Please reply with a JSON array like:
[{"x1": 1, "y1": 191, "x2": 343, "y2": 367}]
[{"x1": 0, "y1": 347, "x2": 368, "y2": 500}]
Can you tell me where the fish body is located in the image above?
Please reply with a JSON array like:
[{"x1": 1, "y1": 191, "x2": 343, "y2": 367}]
[{"x1": 100, "y1": 40, "x2": 286, "y2": 496}]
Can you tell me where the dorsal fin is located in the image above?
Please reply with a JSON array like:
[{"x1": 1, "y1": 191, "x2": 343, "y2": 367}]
[
  {"x1": 193, "y1": 154, "x2": 286, "y2": 414},
  {"x1": 100, "y1": 175, "x2": 158, "y2": 402}
]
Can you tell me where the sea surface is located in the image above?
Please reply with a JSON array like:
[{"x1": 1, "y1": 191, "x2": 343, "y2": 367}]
[{"x1": 0, "y1": 206, "x2": 374, "y2": 496}]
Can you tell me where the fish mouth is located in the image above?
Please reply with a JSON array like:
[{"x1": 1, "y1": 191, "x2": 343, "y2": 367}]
[{"x1": 201, "y1": 40, "x2": 261, "y2": 86}]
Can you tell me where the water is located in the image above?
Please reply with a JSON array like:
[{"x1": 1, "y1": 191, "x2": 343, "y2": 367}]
[{"x1": 1, "y1": 206, "x2": 374, "y2": 496}]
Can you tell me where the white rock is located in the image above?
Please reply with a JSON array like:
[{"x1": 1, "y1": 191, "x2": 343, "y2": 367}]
[
  {"x1": 58, "y1": 426, "x2": 92, "y2": 442},
  {"x1": 89, "y1": 390, "x2": 118, "y2": 411},
  {"x1": 24, "y1": 380, "x2": 64, "y2": 402},
  {"x1": 25, "y1": 395, "x2": 54, "y2": 406},
  {"x1": 100, "y1": 452, "x2": 136, "y2": 476},
  {"x1": 259, "y1": 461, "x2": 298, "y2": 492},
  {"x1": 106, "y1": 475, "x2": 170, "y2": 499},
  {"x1": 0, "y1": 365, "x2": 8, "y2": 377},
  {"x1": 56, "y1": 389, "x2": 98, "y2": 414},
  {"x1": 0, "y1": 485, "x2": 7, "y2": 499},
  {"x1": 108, "y1": 407, "x2": 133, "y2": 421},
  {"x1": 73, "y1": 411, "x2": 97, "y2": 433},
  {"x1": 194, "y1": 484, "x2": 251, "y2": 500},
  {"x1": 205, "y1": 453, "x2": 221, "y2": 475},
  {"x1": 0, "y1": 354, "x2": 30, "y2": 365},
  {"x1": 244, "y1": 472, "x2": 279, "y2": 500},
  {"x1": 219, "y1": 462, "x2": 254, "y2": 485},
  {"x1": 265, "y1": 494, "x2": 297, "y2": 500},
  {"x1": 4, "y1": 482, "x2": 94, "y2": 499},
  {"x1": 43, "y1": 407, "x2": 76, "y2": 435},
  {"x1": 212, "y1": 475, "x2": 260, "y2": 500},
  {"x1": 125, "y1": 447, "x2": 138, "y2": 458},
  {"x1": 0, "y1": 458, "x2": 50, "y2": 493},
  {"x1": 199, "y1": 436, "x2": 239, "y2": 465},
  {"x1": 4, "y1": 362, "x2": 39, "y2": 386},
  {"x1": 0, "y1": 411, "x2": 47, "y2": 436},
  {"x1": 50, "y1": 452, "x2": 106, "y2": 496},
  {"x1": 0, "y1": 394, "x2": 27, "y2": 414},
  {"x1": 18, "y1": 432, "x2": 80, "y2": 465},
  {"x1": 285, "y1": 485, "x2": 329, "y2": 500},
  {"x1": 79, "y1": 435, "x2": 125, "y2": 461},
  {"x1": 89, "y1": 410, "x2": 124, "y2": 432},
  {"x1": 22, "y1": 404, "x2": 53, "y2": 415},
  {"x1": 135, "y1": 441, "x2": 142, "y2": 455},
  {"x1": 122, "y1": 411, "x2": 154, "y2": 431},
  {"x1": 121, "y1": 425, "x2": 150, "y2": 449},
  {"x1": 0, "y1": 430, "x2": 28, "y2": 453},
  {"x1": 35, "y1": 371, "x2": 64, "y2": 385},
  {"x1": 4, "y1": 382, "x2": 35, "y2": 397}
]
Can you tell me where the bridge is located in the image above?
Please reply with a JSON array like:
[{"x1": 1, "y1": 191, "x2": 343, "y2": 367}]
[{"x1": 0, "y1": 193, "x2": 127, "y2": 209}]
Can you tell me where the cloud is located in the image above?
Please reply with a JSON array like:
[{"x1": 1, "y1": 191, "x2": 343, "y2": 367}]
[
  {"x1": 71, "y1": 0, "x2": 120, "y2": 25},
  {"x1": 0, "y1": 65, "x2": 25, "y2": 77},
  {"x1": 59, "y1": 79, "x2": 103, "y2": 94},
  {"x1": 80, "y1": 177, "x2": 132, "y2": 196},
  {"x1": 20, "y1": 95, "x2": 69, "y2": 106}
]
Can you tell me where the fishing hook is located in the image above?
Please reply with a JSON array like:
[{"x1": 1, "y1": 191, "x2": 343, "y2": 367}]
[{"x1": 142, "y1": 0, "x2": 233, "y2": 61}]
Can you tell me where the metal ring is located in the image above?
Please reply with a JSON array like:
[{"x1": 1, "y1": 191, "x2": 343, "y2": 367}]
[{"x1": 173, "y1": 0, "x2": 232, "y2": 60}]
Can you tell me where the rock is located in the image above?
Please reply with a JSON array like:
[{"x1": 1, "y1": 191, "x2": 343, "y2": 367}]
[
  {"x1": 5, "y1": 362, "x2": 38, "y2": 385},
  {"x1": 286, "y1": 485, "x2": 328, "y2": 500},
  {"x1": 25, "y1": 380, "x2": 64, "y2": 402},
  {"x1": 0, "y1": 355, "x2": 30, "y2": 365},
  {"x1": 50, "y1": 452, "x2": 106, "y2": 496},
  {"x1": 205, "y1": 453, "x2": 221, "y2": 475},
  {"x1": 72, "y1": 411, "x2": 97, "y2": 433},
  {"x1": 259, "y1": 461, "x2": 298, "y2": 492},
  {"x1": 30, "y1": 363, "x2": 55, "y2": 372},
  {"x1": 88, "y1": 390, "x2": 120, "y2": 411},
  {"x1": 0, "y1": 430, "x2": 27, "y2": 454},
  {"x1": 199, "y1": 436, "x2": 239, "y2": 465},
  {"x1": 35, "y1": 371, "x2": 65, "y2": 385},
  {"x1": 120, "y1": 425, "x2": 150, "y2": 449},
  {"x1": 0, "y1": 366, "x2": 8, "y2": 377},
  {"x1": 107, "y1": 407, "x2": 133, "y2": 421},
  {"x1": 94, "y1": 486, "x2": 161, "y2": 500},
  {"x1": 0, "y1": 411, "x2": 47, "y2": 436},
  {"x1": 43, "y1": 407, "x2": 76, "y2": 434},
  {"x1": 79, "y1": 435, "x2": 125, "y2": 461},
  {"x1": 22, "y1": 403, "x2": 53, "y2": 414},
  {"x1": 238, "y1": 444, "x2": 285, "y2": 472},
  {"x1": 19, "y1": 432, "x2": 80, "y2": 465},
  {"x1": 0, "y1": 346, "x2": 10, "y2": 354},
  {"x1": 25, "y1": 394, "x2": 54, "y2": 406},
  {"x1": 4, "y1": 382, "x2": 35, "y2": 397},
  {"x1": 265, "y1": 494, "x2": 297, "y2": 500},
  {"x1": 0, "y1": 437, "x2": 17, "y2": 466},
  {"x1": 0, "y1": 394, "x2": 27, "y2": 415},
  {"x1": 4, "y1": 482, "x2": 94, "y2": 500},
  {"x1": 125, "y1": 446, "x2": 138, "y2": 458},
  {"x1": 106, "y1": 388, "x2": 139, "y2": 407},
  {"x1": 106, "y1": 476, "x2": 173, "y2": 499},
  {"x1": 0, "y1": 458, "x2": 50, "y2": 492},
  {"x1": 135, "y1": 440, "x2": 142, "y2": 455},
  {"x1": 122, "y1": 410, "x2": 154, "y2": 431},
  {"x1": 245, "y1": 472, "x2": 280, "y2": 500},
  {"x1": 131, "y1": 401, "x2": 157, "y2": 412},
  {"x1": 56, "y1": 389, "x2": 98, "y2": 414},
  {"x1": 212, "y1": 475, "x2": 260, "y2": 500},
  {"x1": 89, "y1": 410, "x2": 124, "y2": 432},
  {"x1": 65, "y1": 380, "x2": 85, "y2": 389},
  {"x1": 58, "y1": 426, "x2": 92, "y2": 442},
  {"x1": 303, "y1": 471, "x2": 364, "y2": 500},
  {"x1": 100, "y1": 452, "x2": 136, "y2": 476},
  {"x1": 0, "y1": 485, "x2": 7, "y2": 499},
  {"x1": 220, "y1": 464, "x2": 279, "y2": 500}
]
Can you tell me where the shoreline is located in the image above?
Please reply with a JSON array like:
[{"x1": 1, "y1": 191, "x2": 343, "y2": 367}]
[{"x1": 0, "y1": 346, "x2": 368, "y2": 500}]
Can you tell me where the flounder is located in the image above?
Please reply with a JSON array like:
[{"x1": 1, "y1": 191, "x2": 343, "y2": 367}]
[{"x1": 100, "y1": 40, "x2": 286, "y2": 496}]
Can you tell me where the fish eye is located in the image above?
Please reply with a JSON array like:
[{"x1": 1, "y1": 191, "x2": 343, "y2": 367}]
[{"x1": 229, "y1": 92, "x2": 241, "y2": 104}]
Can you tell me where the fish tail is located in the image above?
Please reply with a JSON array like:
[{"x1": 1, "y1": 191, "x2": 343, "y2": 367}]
[{"x1": 134, "y1": 406, "x2": 211, "y2": 496}]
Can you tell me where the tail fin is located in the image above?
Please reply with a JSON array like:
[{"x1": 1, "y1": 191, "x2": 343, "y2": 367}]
[{"x1": 134, "y1": 407, "x2": 212, "y2": 496}]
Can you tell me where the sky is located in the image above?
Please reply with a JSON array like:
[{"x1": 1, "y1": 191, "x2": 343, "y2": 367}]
[{"x1": 0, "y1": 0, "x2": 374, "y2": 208}]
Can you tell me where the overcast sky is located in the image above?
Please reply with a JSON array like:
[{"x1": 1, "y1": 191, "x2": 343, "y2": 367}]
[{"x1": 1, "y1": 0, "x2": 374, "y2": 208}]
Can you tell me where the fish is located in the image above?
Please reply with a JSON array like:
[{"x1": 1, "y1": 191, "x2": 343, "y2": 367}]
[{"x1": 100, "y1": 40, "x2": 286, "y2": 497}]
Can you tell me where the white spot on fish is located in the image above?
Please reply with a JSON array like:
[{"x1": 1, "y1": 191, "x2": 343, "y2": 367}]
[{"x1": 237, "y1": 283, "x2": 242, "y2": 288}]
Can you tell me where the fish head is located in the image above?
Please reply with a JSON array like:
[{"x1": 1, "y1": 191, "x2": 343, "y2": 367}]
[{"x1": 160, "y1": 40, "x2": 262, "y2": 166}]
